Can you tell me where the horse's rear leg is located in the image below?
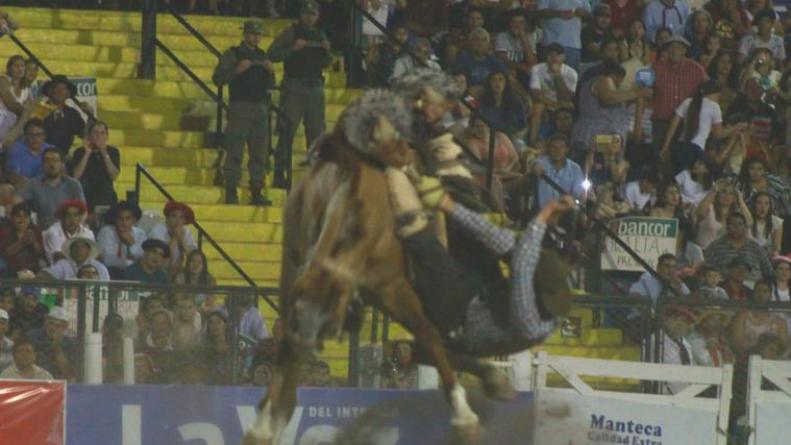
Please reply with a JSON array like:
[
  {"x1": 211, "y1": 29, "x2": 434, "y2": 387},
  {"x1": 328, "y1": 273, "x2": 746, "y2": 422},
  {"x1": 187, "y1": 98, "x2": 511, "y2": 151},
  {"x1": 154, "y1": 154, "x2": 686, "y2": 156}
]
[
  {"x1": 377, "y1": 278, "x2": 481, "y2": 440},
  {"x1": 242, "y1": 339, "x2": 304, "y2": 445}
]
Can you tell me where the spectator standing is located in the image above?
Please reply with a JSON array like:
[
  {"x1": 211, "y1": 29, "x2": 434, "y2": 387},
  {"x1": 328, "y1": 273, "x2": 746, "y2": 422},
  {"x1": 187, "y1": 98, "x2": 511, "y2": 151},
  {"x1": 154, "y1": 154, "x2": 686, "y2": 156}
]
[
  {"x1": 213, "y1": 21, "x2": 275, "y2": 206},
  {"x1": 452, "y1": 28, "x2": 508, "y2": 93},
  {"x1": 390, "y1": 38, "x2": 441, "y2": 82},
  {"x1": 42, "y1": 200, "x2": 93, "y2": 264},
  {"x1": 704, "y1": 0, "x2": 749, "y2": 49},
  {"x1": 537, "y1": 0, "x2": 589, "y2": 71},
  {"x1": 651, "y1": 36, "x2": 708, "y2": 151},
  {"x1": 0, "y1": 339, "x2": 53, "y2": 380},
  {"x1": 223, "y1": 293, "x2": 269, "y2": 345},
  {"x1": 38, "y1": 237, "x2": 110, "y2": 281},
  {"x1": 494, "y1": 10, "x2": 539, "y2": 86},
  {"x1": 268, "y1": 0, "x2": 332, "y2": 189},
  {"x1": 6, "y1": 119, "x2": 54, "y2": 186},
  {"x1": 528, "y1": 44, "x2": 578, "y2": 144},
  {"x1": 16, "y1": 148, "x2": 85, "y2": 229},
  {"x1": 97, "y1": 201, "x2": 146, "y2": 278},
  {"x1": 708, "y1": 52, "x2": 740, "y2": 115},
  {"x1": 643, "y1": 0, "x2": 691, "y2": 42},
  {"x1": 705, "y1": 212, "x2": 773, "y2": 283},
  {"x1": 603, "y1": 0, "x2": 641, "y2": 38},
  {"x1": 0, "y1": 308, "x2": 12, "y2": 371},
  {"x1": 0, "y1": 55, "x2": 30, "y2": 143},
  {"x1": 402, "y1": 0, "x2": 448, "y2": 38},
  {"x1": 0, "y1": 203, "x2": 44, "y2": 277},
  {"x1": 532, "y1": 134, "x2": 585, "y2": 209},
  {"x1": 68, "y1": 121, "x2": 120, "y2": 212},
  {"x1": 725, "y1": 78, "x2": 783, "y2": 153},
  {"x1": 27, "y1": 307, "x2": 76, "y2": 380},
  {"x1": 148, "y1": 201, "x2": 197, "y2": 276},
  {"x1": 738, "y1": 10, "x2": 785, "y2": 65},
  {"x1": 580, "y1": 4, "x2": 615, "y2": 73},
  {"x1": 40, "y1": 75, "x2": 86, "y2": 157},
  {"x1": 123, "y1": 239, "x2": 171, "y2": 285},
  {"x1": 685, "y1": 10, "x2": 715, "y2": 59}
]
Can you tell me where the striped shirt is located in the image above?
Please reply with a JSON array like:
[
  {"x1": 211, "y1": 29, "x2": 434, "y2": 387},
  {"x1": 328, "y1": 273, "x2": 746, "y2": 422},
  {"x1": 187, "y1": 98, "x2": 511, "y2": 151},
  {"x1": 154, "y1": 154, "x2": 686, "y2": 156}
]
[
  {"x1": 651, "y1": 58, "x2": 708, "y2": 121},
  {"x1": 704, "y1": 237, "x2": 774, "y2": 282}
]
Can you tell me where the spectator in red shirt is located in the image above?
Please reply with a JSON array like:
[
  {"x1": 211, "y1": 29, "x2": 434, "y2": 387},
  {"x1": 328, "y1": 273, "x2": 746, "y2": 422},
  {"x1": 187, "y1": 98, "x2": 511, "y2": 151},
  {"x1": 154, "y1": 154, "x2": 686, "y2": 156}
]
[
  {"x1": 0, "y1": 202, "x2": 43, "y2": 278},
  {"x1": 651, "y1": 35, "x2": 708, "y2": 156},
  {"x1": 604, "y1": 0, "x2": 641, "y2": 38},
  {"x1": 721, "y1": 257, "x2": 753, "y2": 300}
]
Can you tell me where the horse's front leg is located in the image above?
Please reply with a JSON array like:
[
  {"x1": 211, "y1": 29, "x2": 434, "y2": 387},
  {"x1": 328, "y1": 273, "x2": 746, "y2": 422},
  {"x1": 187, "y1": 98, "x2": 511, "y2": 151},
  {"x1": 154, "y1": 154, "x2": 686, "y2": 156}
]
[
  {"x1": 242, "y1": 339, "x2": 304, "y2": 445},
  {"x1": 377, "y1": 277, "x2": 482, "y2": 441}
]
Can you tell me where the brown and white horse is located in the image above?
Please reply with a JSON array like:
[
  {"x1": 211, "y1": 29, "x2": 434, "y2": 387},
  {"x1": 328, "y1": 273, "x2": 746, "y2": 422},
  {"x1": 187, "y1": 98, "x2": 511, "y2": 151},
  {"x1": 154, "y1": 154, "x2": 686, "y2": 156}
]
[{"x1": 241, "y1": 129, "x2": 506, "y2": 444}]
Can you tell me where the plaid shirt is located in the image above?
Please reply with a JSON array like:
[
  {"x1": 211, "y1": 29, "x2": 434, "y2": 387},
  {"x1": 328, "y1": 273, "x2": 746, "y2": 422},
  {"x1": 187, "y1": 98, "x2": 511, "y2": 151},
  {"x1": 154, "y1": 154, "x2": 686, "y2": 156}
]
[
  {"x1": 448, "y1": 205, "x2": 557, "y2": 355},
  {"x1": 652, "y1": 58, "x2": 707, "y2": 121},
  {"x1": 704, "y1": 236, "x2": 774, "y2": 283}
]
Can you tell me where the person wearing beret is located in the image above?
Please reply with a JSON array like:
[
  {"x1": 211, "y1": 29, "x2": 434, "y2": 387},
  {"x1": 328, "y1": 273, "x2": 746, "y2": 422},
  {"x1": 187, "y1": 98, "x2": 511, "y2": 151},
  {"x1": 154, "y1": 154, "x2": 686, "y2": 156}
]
[
  {"x1": 148, "y1": 201, "x2": 197, "y2": 277},
  {"x1": 97, "y1": 201, "x2": 147, "y2": 279},
  {"x1": 42, "y1": 199, "x2": 93, "y2": 264}
]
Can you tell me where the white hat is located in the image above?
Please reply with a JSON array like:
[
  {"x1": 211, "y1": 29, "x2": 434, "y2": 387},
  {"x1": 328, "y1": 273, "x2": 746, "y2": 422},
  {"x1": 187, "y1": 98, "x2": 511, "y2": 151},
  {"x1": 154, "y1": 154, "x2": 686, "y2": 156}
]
[
  {"x1": 62, "y1": 236, "x2": 100, "y2": 262},
  {"x1": 48, "y1": 306, "x2": 69, "y2": 322},
  {"x1": 0, "y1": 308, "x2": 8, "y2": 321}
]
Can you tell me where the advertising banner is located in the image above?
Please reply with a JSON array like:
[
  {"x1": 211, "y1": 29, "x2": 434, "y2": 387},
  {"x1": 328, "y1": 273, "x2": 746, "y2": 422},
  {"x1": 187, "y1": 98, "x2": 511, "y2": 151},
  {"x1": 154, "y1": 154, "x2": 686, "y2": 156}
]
[
  {"x1": 0, "y1": 379, "x2": 66, "y2": 445},
  {"x1": 67, "y1": 384, "x2": 532, "y2": 445},
  {"x1": 601, "y1": 217, "x2": 678, "y2": 272},
  {"x1": 534, "y1": 390, "x2": 719, "y2": 445}
]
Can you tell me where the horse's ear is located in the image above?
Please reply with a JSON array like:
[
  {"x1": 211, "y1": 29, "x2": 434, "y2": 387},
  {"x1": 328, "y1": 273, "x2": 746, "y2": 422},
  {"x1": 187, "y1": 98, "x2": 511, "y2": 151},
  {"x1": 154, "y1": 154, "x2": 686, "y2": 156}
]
[{"x1": 372, "y1": 115, "x2": 396, "y2": 147}]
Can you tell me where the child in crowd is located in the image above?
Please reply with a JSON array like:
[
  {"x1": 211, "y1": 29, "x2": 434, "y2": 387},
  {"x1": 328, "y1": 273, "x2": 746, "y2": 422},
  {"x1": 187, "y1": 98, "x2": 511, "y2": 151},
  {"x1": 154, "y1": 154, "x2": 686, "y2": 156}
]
[{"x1": 697, "y1": 264, "x2": 729, "y2": 299}]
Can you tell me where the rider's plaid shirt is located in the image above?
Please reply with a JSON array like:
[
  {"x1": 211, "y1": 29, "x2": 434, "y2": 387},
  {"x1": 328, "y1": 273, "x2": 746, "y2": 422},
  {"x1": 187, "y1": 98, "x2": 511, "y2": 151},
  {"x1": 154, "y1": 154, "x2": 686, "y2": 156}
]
[{"x1": 447, "y1": 205, "x2": 557, "y2": 355}]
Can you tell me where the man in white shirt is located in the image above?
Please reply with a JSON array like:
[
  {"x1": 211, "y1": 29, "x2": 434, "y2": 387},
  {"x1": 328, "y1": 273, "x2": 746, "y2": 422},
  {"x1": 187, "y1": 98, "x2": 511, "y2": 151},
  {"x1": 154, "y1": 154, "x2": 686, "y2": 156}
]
[
  {"x1": 528, "y1": 43, "x2": 577, "y2": 143},
  {"x1": 42, "y1": 199, "x2": 94, "y2": 263},
  {"x1": 96, "y1": 201, "x2": 147, "y2": 277},
  {"x1": 629, "y1": 253, "x2": 691, "y2": 303},
  {"x1": 38, "y1": 236, "x2": 110, "y2": 281},
  {"x1": 0, "y1": 338, "x2": 53, "y2": 380},
  {"x1": 0, "y1": 309, "x2": 13, "y2": 372},
  {"x1": 148, "y1": 201, "x2": 197, "y2": 276}
]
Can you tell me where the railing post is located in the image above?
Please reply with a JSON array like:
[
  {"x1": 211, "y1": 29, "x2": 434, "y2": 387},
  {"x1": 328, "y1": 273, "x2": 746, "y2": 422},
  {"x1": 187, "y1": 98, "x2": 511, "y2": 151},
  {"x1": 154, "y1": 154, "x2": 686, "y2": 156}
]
[
  {"x1": 485, "y1": 127, "x2": 496, "y2": 190},
  {"x1": 76, "y1": 283, "x2": 87, "y2": 382},
  {"x1": 347, "y1": 330, "x2": 360, "y2": 387},
  {"x1": 134, "y1": 164, "x2": 142, "y2": 205},
  {"x1": 216, "y1": 86, "x2": 224, "y2": 149},
  {"x1": 139, "y1": 0, "x2": 157, "y2": 79}
]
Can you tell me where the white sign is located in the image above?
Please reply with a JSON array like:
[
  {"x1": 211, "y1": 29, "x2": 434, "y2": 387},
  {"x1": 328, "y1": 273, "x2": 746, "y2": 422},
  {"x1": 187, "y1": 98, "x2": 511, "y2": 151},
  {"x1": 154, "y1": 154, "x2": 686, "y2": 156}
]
[
  {"x1": 601, "y1": 217, "x2": 678, "y2": 272},
  {"x1": 748, "y1": 357, "x2": 791, "y2": 445},
  {"x1": 534, "y1": 390, "x2": 719, "y2": 445}
]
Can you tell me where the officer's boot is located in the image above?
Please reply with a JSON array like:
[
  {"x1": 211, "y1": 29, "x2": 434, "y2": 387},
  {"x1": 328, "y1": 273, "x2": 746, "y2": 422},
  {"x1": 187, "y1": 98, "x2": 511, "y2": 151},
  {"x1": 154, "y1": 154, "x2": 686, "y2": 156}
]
[
  {"x1": 225, "y1": 184, "x2": 239, "y2": 205},
  {"x1": 250, "y1": 182, "x2": 272, "y2": 206}
]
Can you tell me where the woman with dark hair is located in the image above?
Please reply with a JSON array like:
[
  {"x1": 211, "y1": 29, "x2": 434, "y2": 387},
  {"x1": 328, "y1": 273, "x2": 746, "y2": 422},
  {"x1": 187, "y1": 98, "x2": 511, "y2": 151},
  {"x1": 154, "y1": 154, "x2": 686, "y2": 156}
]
[
  {"x1": 698, "y1": 34, "x2": 721, "y2": 69},
  {"x1": 0, "y1": 54, "x2": 30, "y2": 142},
  {"x1": 686, "y1": 9, "x2": 715, "y2": 59},
  {"x1": 675, "y1": 155, "x2": 713, "y2": 206},
  {"x1": 68, "y1": 120, "x2": 120, "y2": 212},
  {"x1": 660, "y1": 80, "x2": 746, "y2": 173},
  {"x1": 0, "y1": 203, "x2": 44, "y2": 277},
  {"x1": 174, "y1": 249, "x2": 218, "y2": 312},
  {"x1": 708, "y1": 51, "x2": 741, "y2": 111},
  {"x1": 750, "y1": 191, "x2": 783, "y2": 256},
  {"x1": 570, "y1": 60, "x2": 651, "y2": 160},
  {"x1": 770, "y1": 256, "x2": 791, "y2": 302},
  {"x1": 478, "y1": 71, "x2": 527, "y2": 138},
  {"x1": 650, "y1": 182, "x2": 688, "y2": 219},
  {"x1": 737, "y1": 158, "x2": 791, "y2": 216}
]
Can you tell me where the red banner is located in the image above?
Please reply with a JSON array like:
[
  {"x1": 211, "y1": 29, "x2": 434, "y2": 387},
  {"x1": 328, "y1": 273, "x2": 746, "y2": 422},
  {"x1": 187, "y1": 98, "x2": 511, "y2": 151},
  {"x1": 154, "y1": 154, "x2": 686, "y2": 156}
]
[{"x1": 0, "y1": 379, "x2": 66, "y2": 445}]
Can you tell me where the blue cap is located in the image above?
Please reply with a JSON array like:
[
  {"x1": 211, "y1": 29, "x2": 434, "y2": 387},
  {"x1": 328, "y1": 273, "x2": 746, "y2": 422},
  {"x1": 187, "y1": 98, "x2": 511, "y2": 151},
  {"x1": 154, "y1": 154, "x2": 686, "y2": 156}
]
[{"x1": 20, "y1": 285, "x2": 40, "y2": 297}]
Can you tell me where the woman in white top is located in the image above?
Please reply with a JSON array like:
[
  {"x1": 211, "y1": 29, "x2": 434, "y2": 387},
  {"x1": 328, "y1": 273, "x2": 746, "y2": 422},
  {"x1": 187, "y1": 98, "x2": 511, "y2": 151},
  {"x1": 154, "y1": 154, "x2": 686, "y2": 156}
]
[
  {"x1": 0, "y1": 55, "x2": 30, "y2": 142},
  {"x1": 660, "y1": 80, "x2": 745, "y2": 173},
  {"x1": 695, "y1": 178, "x2": 753, "y2": 249},
  {"x1": 674, "y1": 156, "x2": 712, "y2": 205},
  {"x1": 750, "y1": 192, "x2": 783, "y2": 256},
  {"x1": 771, "y1": 256, "x2": 791, "y2": 303}
]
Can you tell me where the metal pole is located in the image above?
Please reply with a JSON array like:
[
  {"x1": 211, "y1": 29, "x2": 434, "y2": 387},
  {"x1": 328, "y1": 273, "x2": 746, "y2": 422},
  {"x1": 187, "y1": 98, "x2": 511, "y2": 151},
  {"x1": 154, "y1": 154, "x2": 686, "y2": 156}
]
[
  {"x1": 139, "y1": 0, "x2": 157, "y2": 79},
  {"x1": 76, "y1": 283, "x2": 87, "y2": 382},
  {"x1": 369, "y1": 308, "x2": 378, "y2": 343},
  {"x1": 485, "y1": 127, "x2": 496, "y2": 190},
  {"x1": 216, "y1": 86, "x2": 224, "y2": 148},
  {"x1": 347, "y1": 330, "x2": 360, "y2": 387}
]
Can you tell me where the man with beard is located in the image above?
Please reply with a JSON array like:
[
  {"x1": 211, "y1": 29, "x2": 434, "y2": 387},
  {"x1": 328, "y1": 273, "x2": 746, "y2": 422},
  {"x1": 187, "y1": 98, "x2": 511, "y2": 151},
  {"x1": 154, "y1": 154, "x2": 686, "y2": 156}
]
[{"x1": 15, "y1": 148, "x2": 84, "y2": 229}]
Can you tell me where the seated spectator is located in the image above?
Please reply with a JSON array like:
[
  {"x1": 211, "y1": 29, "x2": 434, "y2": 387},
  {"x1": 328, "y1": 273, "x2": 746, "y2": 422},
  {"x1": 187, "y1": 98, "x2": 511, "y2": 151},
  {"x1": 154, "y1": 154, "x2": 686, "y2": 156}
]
[
  {"x1": 7, "y1": 286, "x2": 47, "y2": 341},
  {"x1": 172, "y1": 294, "x2": 202, "y2": 351},
  {"x1": 730, "y1": 279, "x2": 791, "y2": 355},
  {"x1": 15, "y1": 148, "x2": 85, "y2": 229},
  {"x1": 531, "y1": 134, "x2": 585, "y2": 209},
  {"x1": 478, "y1": 71, "x2": 527, "y2": 138},
  {"x1": 149, "y1": 201, "x2": 197, "y2": 276},
  {"x1": 202, "y1": 310, "x2": 237, "y2": 385},
  {"x1": 674, "y1": 156, "x2": 712, "y2": 206},
  {"x1": 366, "y1": 24, "x2": 409, "y2": 87},
  {"x1": 389, "y1": 38, "x2": 441, "y2": 83},
  {"x1": 38, "y1": 236, "x2": 110, "y2": 281},
  {"x1": 43, "y1": 200, "x2": 93, "y2": 264},
  {"x1": 0, "y1": 203, "x2": 44, "y2": 277},
  {"x1": 140, "y1": 309, "x2": 174, "y2": 353},
  {"x1": 135, "y1": 294, "x2": 167, "y2": 343},
  {"x1": 97, "y1": 201, "x2": 146, "y2": 278},
  {"x1": 249, "y1": 358, "x2": 273, "y2": 387},
  {"x1": 68, "y1": 121, "x2": 120, "y2": 212},
  {"x1": 676, "y1": 220, "x2": 706, "y2": 275},
  {"x1": 689, "y1": 309, "x2": 735, "y2": 366},
  {"x1": 738, "y1": 10, "x2": 784, "y2": 66},
  {"x1": 697, "y1": 264, "x2": 729, "y2": 299},
  {"x1": 5, "y1": 119, "x2": 53, "y2": 186},
  {"x1": 452, "y1": 27, "x2": 508, "y2": 94},
  {"x1": 173, "y1": 249, "x2": 216, "y2": 287},
  {"x1": 737, "y1": 158, "x2": 790, "y2": 218},
  {"x1": 604, "y1": 0, "x2": 640, "y2": 38},
  {"x1": 695, "y1": 179, "x2": 752, "y2": 249},
  {"x1": 221, "y1": 293, "x2": 269, "y2": 345},
  {"x1": 0, "y1": 183, "x2": 15, "y2": 219},
  {"x1": 580, "y1": 4, "x2": 615, "y2": 73},
  {"x1": 528, "y1": 43, "x2": 577, "y2": 144},
  {"x1": 27, "y1": 306, "x2": 76, "y2": 380},
  {"x1": 708, "y1": 52, "x2": 740, "y2": 115},
  {"x1": 77, "y1": 264, "x2": 100, "y2": 280},
  {"x1": 381, "y1": 340, "x2": 418, "y2": 389},
  {"x1": 750, "y1": 192, "x2": 783, "y2": 256},
  {"x1": 721, "y1": 257, "x2": 754, "y2": 300},
  {"x1": 685, "y1": 10, "x2": 715, "y2": 60},
  {"x1": 697, "y1": 35, "x2": 722, "y2": 70},
  {"x1": 40, "y1": 75, "x2": 86, "y2": 157},
  {"x1": 705, "y1": 213, "x2": 773, "y2": 283},
  {"x1": 770, "y1": 255, "x2": 791, "y2": 302},
  {"x1": 0, "y1": 287, "x2": 12, "y2": 312},
  {"x1": 593, "y1": 181, "x2": 632, "y2": 219},
  {"x1": 621, "y1": 167, "x2": 659, "y2": 213},
  {"x1": 123, "y1": 239, "x2": 171, "y2": 284},
  {"x1": 649, "y1": 183, "x2": 688, "y2": 220},
  {"x1": 494, "y1": 9, "x2": 539, "y2": 87},
  {"x1": 461, "y1": 117, "x2": 520, "y2": 183},
  {"x1": 629, "y1": 253, "x2": 691, "y2": 303},
  {"x1": 23, "y1": 59, "x2": 39, "y2": 99},
  {"x1": 0, "y1": 55, "x2": 31, "y2": 144},
  {"x1": 0, "y1": 308, "x2": 12, "y2": 371},
  {"x1": 0, "y1": 339, "x2": 53, "y2": 380},
  {"x1": 439, "y1": 7, "x2": 484, "y2": 68},
  {"x1": 311, "y1": 360, "x2": 333, "y2": 387}
]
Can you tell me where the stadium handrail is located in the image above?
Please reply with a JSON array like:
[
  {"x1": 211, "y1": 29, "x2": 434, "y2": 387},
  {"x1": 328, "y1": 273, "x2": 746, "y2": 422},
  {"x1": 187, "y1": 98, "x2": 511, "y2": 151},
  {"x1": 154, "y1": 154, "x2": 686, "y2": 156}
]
[{"x1": 134, "y1": 162, "x2": 279, "y2": 312}]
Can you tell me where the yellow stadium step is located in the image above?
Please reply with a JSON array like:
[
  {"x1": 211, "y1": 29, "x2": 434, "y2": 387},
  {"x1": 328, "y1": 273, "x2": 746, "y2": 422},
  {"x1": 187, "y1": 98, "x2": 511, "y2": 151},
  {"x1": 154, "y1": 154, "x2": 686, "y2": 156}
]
[
  {"x1": 119, "y1": 166, "x2": 297, "y2": 190},
  {"x1": 139, "y1": 201, "x2": 283, "y2": 224},
  {"x1": 6, "y1": 7, "x2": 293, "y2": 37},
  {"x1": 545, "y1": 328, "x2": 624, "y2": 347},
  {"x1": 204, "y1": 242, "x2": 282, "y2": 262},
  {"x1": 121, "y1": 146, "x2": 219, "y2": 168},
  {"x1": 533, "y1": 345, "x2": 642, "y2": 362},
  {"x1": 121, "y1": 182, "x2": 286, "y2": 206},
  {"x1": 107, "y1": 128, "x2": 310, "y2": 151},
  {"x1": 210, "y1": 260, "x2": 280, "y2": 281}
]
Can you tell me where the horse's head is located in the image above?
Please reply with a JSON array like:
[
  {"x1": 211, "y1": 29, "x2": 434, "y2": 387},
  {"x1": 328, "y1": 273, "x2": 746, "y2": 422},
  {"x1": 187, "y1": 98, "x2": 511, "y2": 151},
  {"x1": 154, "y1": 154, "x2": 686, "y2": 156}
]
[{"x1": 285, "y1": 260, "x2": 357, "y2": 354}]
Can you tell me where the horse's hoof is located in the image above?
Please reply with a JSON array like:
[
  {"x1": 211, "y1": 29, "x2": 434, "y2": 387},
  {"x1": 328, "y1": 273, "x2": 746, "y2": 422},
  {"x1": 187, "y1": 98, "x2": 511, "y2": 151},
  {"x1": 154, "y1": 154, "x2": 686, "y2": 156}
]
[
  {"x1": 451, "y1": 421, "x2": 484, "y2": 444},
  {"x1": 482, "y1": 367, "x2": 517, "y2": 401},
  {"x1": 240, "y1": 432, "x2": 272, "y2": 445}
]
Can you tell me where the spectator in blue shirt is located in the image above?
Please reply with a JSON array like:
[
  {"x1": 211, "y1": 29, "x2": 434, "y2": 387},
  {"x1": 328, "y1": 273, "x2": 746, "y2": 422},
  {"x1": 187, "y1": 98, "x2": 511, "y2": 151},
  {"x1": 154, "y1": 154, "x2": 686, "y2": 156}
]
[
  {"x1": 537, "y1": 0, "x2": 590, "y2": 71},
  {"x1": 643, "y1": 0, "x2": 691, "y2": 43},
  {"x1": 5, "y1": 119, "x2": 54, "y2": 186},
  {"x1": 452, "y1": 27, "x2": 508, "y2": 95},
  {"x1": 532, "y1": 134, "x2": 586, "y2": 208}
]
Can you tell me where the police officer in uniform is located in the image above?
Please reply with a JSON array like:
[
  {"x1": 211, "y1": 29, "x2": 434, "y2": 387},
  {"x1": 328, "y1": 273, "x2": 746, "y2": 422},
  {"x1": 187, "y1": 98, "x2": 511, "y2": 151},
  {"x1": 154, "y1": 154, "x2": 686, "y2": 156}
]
[
  {"x1": 268, "y1": 0, "x2": 332, "y2": 189},
  {"x1": 213, "y1": 21, "x2": 275, "y2": 206}
]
